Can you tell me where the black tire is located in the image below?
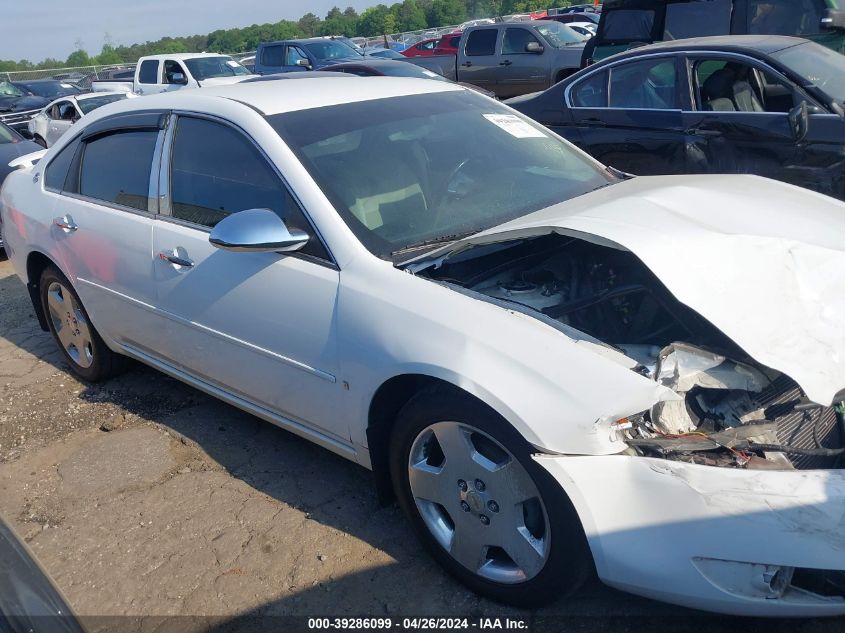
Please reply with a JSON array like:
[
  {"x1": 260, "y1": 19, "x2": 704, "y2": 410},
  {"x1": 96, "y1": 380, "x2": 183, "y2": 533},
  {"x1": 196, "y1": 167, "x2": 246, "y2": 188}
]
[
  {"x1": 40, "y1": 265, "x2": 125, "y2": 382},
  {"x1": 34, "y1": 135, "x2": 47, "y2": 148},
  {"x1": 389, "y1": 386, "x2": 592, "y2": 607}
]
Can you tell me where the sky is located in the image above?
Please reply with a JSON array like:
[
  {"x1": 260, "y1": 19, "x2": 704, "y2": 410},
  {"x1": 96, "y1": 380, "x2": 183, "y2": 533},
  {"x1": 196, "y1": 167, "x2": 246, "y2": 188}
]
[{"x1": 3, "y1": 1, "x2": 374, "y2": 63}]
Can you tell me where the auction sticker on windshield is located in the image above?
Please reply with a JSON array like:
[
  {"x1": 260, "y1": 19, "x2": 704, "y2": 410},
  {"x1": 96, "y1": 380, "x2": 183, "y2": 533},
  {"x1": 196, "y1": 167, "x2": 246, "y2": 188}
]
[{"x1": 483, "y1": 113, "x2": 547, "y2": 138}]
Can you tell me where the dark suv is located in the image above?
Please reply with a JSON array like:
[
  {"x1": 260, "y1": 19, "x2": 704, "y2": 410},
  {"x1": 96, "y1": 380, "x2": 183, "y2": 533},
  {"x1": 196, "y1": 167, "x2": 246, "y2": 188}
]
[{"x1": 586, "y1": 0, "x2": 845, "y2": 64}]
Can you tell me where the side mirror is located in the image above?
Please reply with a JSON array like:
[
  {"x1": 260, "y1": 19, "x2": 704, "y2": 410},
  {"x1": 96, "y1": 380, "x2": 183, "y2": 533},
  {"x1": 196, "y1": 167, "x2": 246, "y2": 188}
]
[
  {"x1": 788, "y1": 101, "x2": 809, "y2": 143},
  {"x1": 295, "y1": 59, "x2": 313, "y2": 69},
  {"x1": 169, "y1": 72, "x2": 187, "y2": 85},
  {"x1": 525, "y1": 42, "x2": 544, "y2": 54},
  {"x1": 209, "y1": 208, "x2": 310, "y2": 253}
]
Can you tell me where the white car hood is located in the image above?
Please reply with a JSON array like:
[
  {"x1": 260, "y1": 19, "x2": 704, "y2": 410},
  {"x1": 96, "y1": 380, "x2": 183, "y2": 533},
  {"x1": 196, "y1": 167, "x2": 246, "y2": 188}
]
[
  {"x1": 428, "y1": 174, "x2": 845, "y2": 405},
  {"x1": 198, "y1": 75, "x2": 256, "y2": 87}
]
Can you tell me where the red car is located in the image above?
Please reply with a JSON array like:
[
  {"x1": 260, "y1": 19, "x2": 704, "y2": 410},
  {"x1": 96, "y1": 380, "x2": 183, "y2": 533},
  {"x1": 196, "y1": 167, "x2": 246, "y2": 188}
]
[
  {"x1": 432, "y1": 32, "x2": 462, "y2": 56},
  {"x1": 401, "y1": 37, "x2": 439, "y2": 57}
]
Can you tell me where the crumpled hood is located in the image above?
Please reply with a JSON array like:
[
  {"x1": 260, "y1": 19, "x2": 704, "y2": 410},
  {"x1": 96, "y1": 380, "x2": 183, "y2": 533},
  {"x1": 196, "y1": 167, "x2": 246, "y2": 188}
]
[
  {"x1": 198, "y1": 75, "x2": 256, "y2": 87},
  {"x1": 0, "y1": 95, "x2": 49, "y2": 112},
  {"x1": 428, "y1": 174, "x2": 845, "y2": 405}
]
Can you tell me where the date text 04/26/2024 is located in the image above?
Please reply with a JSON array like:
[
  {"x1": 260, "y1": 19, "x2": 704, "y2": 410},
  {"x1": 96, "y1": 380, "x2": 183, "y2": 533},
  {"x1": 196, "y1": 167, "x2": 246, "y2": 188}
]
[{"x1": 307, "y1": 618, "x2": 529, "y2": 630}]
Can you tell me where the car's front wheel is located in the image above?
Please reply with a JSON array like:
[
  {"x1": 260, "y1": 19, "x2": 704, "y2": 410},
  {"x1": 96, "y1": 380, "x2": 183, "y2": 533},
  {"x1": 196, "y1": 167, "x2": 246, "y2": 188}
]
[
  {"x1": 40, "y1": 266, "x2": 124, "y2": 382},
  {"x1": 389, "y1": 388, "x2": 592, "y2": 607}
]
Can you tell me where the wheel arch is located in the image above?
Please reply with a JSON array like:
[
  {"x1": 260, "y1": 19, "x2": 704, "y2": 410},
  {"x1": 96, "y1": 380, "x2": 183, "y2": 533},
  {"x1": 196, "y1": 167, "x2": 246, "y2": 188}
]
[{"x1": 25, "y1": 250, "x2": 57, "y2": 331}]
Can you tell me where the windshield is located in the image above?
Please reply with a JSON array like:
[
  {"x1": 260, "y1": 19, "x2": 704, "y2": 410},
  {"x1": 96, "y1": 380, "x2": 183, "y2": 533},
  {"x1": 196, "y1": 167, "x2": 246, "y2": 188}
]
[
  {"x1": 536, "y1": 22, "x2": 588, "y2": 47},
  {"x1": 0, "y1": 81, "x2": 26, "y2": 97},
  {"x1": 184, "y1": 56, "x2": 250, "y2": 80},
  {"x1": 303, "y1": 40, "x2": 359, "y2": 61},
  {"x1": 773, "y1": 41, "x2": 845, "y2": 104},
  {"x1": 269, "y1": 91, "x2": 613, "y2": 260},
  {"x1": 77, "y1": 93, "x2": 127, "y2": 114},
  {"x1": 16, "y1": 81, "x2": 80, "y2": 98}
]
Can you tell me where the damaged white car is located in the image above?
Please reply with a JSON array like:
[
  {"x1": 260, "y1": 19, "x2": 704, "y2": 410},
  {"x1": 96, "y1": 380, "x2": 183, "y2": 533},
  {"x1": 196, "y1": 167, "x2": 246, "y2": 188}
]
[{"x1": 1, "y1": 78, "x2": 843, "y2": 616}]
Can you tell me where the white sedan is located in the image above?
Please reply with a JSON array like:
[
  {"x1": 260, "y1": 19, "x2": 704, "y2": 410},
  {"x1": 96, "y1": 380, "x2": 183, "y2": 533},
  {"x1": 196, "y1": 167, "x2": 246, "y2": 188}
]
[
  {"x1": 27, "y1": 92, "x2": 130, "y2": 148},
  {"x1": 2, "y1": 78, "x2": 844, "y2": 616}
]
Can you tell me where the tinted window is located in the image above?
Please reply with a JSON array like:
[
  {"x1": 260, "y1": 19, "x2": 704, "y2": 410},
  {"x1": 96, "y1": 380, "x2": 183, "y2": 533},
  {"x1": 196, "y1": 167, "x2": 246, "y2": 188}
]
[
  {"x1": 138, "y1": 60, "x2": 159, "y2": 84},
  {"x1": 665, "y1": 0, "x2": 732, "y2": 40},
  {"x1": 77, "y1": 93, "x2": 126, "y2": 114},
  {"x1": 571, "y1": 70, "x2": 608, "y2": 107},
  {"x1": 601, "y1": 10, "x2": 655, "y2": 40},
  {"x1": 44, "y1": 138, "x2": 78, "y2": 191},
  {"x1": 609, "y1": 59, "x2": 677, "y2": 109},
  {"x1": 465, "y1": 29, "x2": 498, "y2": 56},
  {"x1": 261, "y1": 45, "x2": 285, "y2": 67},
  {"x1": 502, "y1": 28, "x2": 540, "y2": 55},
  {"x1": 79, "y1": 131, "x2": 157, "y2": 211},
  {"x1": 169, "y1": 117, "x2": 327, "y2": 259},
  {"x1": 748, "y1": 0, "x2": 823, "y2": 36}
]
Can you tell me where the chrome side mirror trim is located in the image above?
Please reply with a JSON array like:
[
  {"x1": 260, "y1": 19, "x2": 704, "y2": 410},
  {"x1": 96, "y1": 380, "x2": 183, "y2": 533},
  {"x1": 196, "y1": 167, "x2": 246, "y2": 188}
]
[{"x1": 209, "y1": 208, "x2": 310, "y2": 253}]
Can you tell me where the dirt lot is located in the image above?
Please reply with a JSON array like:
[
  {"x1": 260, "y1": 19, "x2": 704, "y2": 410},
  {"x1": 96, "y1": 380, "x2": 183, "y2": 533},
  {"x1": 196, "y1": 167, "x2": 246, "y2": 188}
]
[{"x1": 0, "y1": 254, "x2": 842, "y2": 633}]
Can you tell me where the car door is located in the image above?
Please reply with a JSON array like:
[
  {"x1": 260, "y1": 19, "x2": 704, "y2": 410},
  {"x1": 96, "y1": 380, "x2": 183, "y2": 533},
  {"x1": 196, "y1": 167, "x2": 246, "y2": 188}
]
[
  {"x1": 150, "y1": 114, "x2": 345, "y2": 441},
  {"x1": 40, "y1": 112, "x2": 164, "y2": 351},
  {"x1": 283, "y1": 45, "x2": 312, "y2": 71},
  {"x1": 498, "y1": 27, "x2": 548, "y2": 98},
  {"x1": 680, "y1": 54, "x2": 845, "y2": 193},
  {"x1": 460, "y1": 28, "x2": 502, "y2": 94},
  {"x1": 46, "y1": 101, "x2": 76, "y2": 146},
  {"x1": 135, "y1": 59, "x2": 161, "y2": 95},
  {"x1": 162, "y1": 59, "x2": 196, "y2": 91},
  {"x1": 563, "y1": 55, "x2": 687, "y2": 175}
]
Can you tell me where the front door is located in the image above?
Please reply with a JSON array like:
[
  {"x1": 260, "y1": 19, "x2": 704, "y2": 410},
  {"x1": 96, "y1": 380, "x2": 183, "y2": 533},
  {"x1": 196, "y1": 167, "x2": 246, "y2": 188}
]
[
  {"x1": 498, "y1": 27, "x2": 548, "y2": 98},
  {"x1": 150, "y1": 115, "x2": 345, "y2": 440},
  {"x1": 563, "y1": 56, "x2": 686, "y2": 175},
  {"x1": 46, "y1": 101, "x2": 75, "y2": 146}
]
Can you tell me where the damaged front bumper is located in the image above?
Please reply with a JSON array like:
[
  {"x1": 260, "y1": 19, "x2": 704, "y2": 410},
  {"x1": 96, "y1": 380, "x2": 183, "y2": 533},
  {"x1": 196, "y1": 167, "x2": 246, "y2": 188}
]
[{"x1": 535, "y1": 454, "x2": 845, "y2": 616}]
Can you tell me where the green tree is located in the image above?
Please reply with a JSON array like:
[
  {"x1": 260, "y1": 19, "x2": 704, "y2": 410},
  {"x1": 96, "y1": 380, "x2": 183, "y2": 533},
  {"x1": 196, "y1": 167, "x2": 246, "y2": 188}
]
[
  {"x1": 298, "y1": 12, "x2": 322, "y2": 37},
  {"x1": 358, "y1": 4, "x2": 391, "y2": 36},
  {"x1": 396, "y1": 0, "x2": 427, "y2": 31},
  {"x1": 96, "y1": 44, "x2": 123, "y2": 65},
  {"x1": 65, "y1": 49, "x2": 93, "y2": 67},
  {"x1": 427, "y1": 0, "x2": 466, "y2": 27}
]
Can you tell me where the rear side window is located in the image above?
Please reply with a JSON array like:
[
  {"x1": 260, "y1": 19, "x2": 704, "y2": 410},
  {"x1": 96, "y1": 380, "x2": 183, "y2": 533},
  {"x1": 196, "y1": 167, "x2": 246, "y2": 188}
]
[
  {"x1": 168, "y1": 116, "x2": 328, "y2": 260},
  {"x1": 138, "y1": 60, "x2": 159, "y2": 84},
  {"x1": 465, "y1": 29, "x2": 498, "y2": 56},
  {"x1": 571, "y1": 70, "x2": 609, "y2": 107},
  {"x1": 664, "y1": 0, "x2": 732, "y2": 40},
  {"x1": 261, "y1": 44, "x2": 285, "y2": 67},
  {"x1": 44, "y1": 139, "x2": 79, "y2": 191},
  {"x1": 608, "y1": 59, "x2": 678, "y2": 109},
  {"x1": 79, "y1": 130, "x2": 158, "y2": 211}
]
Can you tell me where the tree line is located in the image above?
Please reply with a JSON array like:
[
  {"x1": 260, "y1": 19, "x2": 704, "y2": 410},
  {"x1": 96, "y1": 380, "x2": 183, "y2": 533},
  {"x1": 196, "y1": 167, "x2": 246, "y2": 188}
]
[{"x1": 0, "y1": 0, "x2": 577, "y2": 72}]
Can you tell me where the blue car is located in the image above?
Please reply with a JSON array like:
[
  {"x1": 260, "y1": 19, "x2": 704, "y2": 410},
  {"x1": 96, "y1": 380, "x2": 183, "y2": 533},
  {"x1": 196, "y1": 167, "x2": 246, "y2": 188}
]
[{"x1": 254, "y1": 37, "x2": 362, "y2": 74}]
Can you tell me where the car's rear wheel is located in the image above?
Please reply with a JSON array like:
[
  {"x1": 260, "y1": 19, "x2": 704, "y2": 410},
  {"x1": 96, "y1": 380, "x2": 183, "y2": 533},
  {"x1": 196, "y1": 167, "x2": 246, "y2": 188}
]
[
  {"x1": 389, "y1": 388, "x2": 592, "y2": 607},
  {"x1": 40, "y1": 266, "x2": 124, "y2": 382}
]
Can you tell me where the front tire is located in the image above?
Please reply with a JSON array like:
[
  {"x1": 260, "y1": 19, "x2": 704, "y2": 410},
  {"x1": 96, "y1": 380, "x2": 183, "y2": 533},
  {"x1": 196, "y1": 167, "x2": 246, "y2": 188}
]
[
  {"x1": 389, "y1": 387, "x2": 592, "y2": 607},
  {"x1": 40, "y1": 266, "x2": 124, "y2": 382}
]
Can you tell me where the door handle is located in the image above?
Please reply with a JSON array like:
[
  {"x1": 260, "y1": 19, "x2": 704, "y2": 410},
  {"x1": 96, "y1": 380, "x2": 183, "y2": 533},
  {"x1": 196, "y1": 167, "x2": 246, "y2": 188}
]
[
  {"x1": 53, "y1": 215, "x2": 78, "y2": 232},
  {"x1": 499, "y1": 60, "x2": 512, "y2": 66},
  {"x1": 158, "y1": 250, "x2": 194, "y2": 268},
  {"x1": 687, "y1": 128, "x2": 722, "y2": 138},
  {"x1": 461, "y1": 61, "x2": 472, "y2": 67}
]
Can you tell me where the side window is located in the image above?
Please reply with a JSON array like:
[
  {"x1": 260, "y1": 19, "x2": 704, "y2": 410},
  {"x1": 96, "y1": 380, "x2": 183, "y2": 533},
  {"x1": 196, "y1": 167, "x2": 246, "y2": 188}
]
[
  {"x1": 465, "y1": 29, "x2": 498, "y2": 56},
  {"x1": 664, "y1": 0, "x2": 732, "y2": 40},
  {"x1": 138, "y1": 60, "x2": 159, "y2": 84},
  {"x1": 449, "y1": 35, "x2": 461, "y2": 48},
  {"x1": 79, "y1": 130, "x2": 158, "y2": 211},
  {"x1": 168, "y1": 117, "x2": 328, "y2": 260},
  {"x1": 748, "y1": 0, "x2": 823, "y2": 36},
  {"x1": 261, "y1": 45, "x2": 285, "y2": 67},
  {"x1": 421, "y1": 40, "x2": 435, "y2": 51},
  {"x1": 163, "y1": 60, "x2": 184, "y2": 83},
  {"x1": 695, "y1": 59, "x2": 798, "y2": 113},
  {"x1": 57, "y1": 101, "x2": 76, "y2": 120},
  {"x1": 571, "y1": 70, "x2": 608, "y2": 107},
  {"x1": 285, "y1": 46, "x2": 308, "y2": 66},
  {"x1": 44, "y1": 138, "x2": 79, "y2": 191},
  {"x1": 608, "y1": 59, "x2": 678, "y2": 109},
  {"x1": 502, "y1": 28, "x2": 540, "y2": 55}
]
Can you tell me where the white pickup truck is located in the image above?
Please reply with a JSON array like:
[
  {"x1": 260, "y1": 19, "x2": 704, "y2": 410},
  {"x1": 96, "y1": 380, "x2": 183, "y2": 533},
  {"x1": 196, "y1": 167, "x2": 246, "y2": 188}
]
[{"x1": 91, "y1": 53, "x2": 255, "y2": 96}]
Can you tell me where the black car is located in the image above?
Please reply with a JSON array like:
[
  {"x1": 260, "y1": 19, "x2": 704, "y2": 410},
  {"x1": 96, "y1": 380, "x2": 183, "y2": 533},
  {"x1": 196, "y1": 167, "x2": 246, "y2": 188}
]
[
  {"x1": 0, "y1": 82, "x2": 50, "y2": 137},
  {"x1": 11, "y1": 80, "x2": 81, "y2": 100},
  {"x1": 508, "y1": 35, "x2": 845, "y2": 200}
]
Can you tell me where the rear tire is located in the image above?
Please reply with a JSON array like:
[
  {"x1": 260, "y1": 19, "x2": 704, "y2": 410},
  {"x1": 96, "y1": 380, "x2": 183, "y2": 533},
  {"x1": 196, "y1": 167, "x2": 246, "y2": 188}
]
[
  {"x1": 40, "y1": 266, "x2": 125, "y2": 382},
  {"x1": 389, "y1": 387, "x2": 592, "y2": 607}
]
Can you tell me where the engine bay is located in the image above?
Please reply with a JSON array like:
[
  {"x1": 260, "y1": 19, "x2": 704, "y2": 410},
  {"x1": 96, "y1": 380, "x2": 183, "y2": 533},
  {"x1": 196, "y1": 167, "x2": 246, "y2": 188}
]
[{"x1": 417, "y1": 234, "x2": 845, "y2": 470}]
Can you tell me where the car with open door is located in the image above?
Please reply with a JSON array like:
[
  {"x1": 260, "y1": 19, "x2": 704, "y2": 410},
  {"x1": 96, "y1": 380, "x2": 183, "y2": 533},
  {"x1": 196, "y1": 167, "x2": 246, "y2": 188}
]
[
  {"x1": 28, "y1": 92, "x2": 130, "y2": 148},
  {"x1": 2, "y1": 78, "x2": 845, "y2": 616},
  {"x1": 508, "y1": 35, "x2": 845, "y2": 200}
]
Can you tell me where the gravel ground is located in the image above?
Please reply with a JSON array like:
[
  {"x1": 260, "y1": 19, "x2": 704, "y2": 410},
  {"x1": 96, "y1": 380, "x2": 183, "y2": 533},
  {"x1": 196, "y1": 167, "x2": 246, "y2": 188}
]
[{"x1": 0, "y1": 254, "x2": 842, "y2": 633}]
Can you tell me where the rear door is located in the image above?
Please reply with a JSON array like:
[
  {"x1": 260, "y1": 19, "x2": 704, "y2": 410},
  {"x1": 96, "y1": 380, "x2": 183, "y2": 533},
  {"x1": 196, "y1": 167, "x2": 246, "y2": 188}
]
[
  {"x1": 563, "y1": 54, "x2": 687, "y2": 175},
  {"x1": 498, "y1": 27, "x2": 548, "y2": 98},
  {"x1": 459, "y1": 28, "x2": 502, "y2": 93}
]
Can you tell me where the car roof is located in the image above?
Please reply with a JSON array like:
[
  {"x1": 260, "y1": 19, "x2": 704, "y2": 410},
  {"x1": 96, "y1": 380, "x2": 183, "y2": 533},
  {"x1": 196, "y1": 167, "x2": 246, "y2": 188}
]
[
  {"x1": 140, "y1": 53, "x2": 234, "y2": 61},
  {"x1": 99, "y1": 76, "x2": 463, "y2": 117},
  {"x1": 607, "y1": 35, "x2": 807, "y2": 60}
]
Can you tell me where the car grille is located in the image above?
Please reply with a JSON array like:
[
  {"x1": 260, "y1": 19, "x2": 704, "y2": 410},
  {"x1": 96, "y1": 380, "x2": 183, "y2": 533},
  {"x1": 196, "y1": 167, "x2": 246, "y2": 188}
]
[
  {"x1": 756, "y1": 374, "x2": 844, "y2": 469},
  {"x1": 0, "y1": 108, "x2": 40, "y2": 129}
]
